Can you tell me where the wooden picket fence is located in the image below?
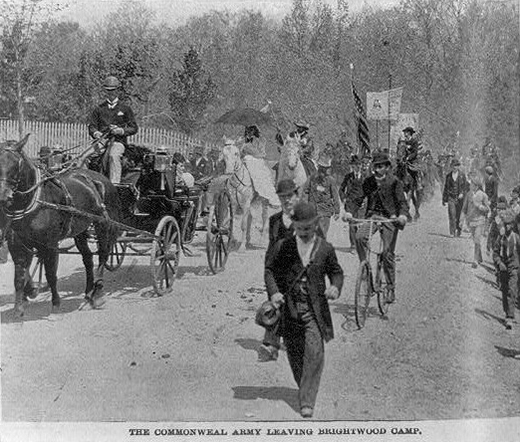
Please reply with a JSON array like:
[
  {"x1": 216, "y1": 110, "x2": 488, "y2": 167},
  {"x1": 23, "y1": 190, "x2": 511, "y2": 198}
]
[{"x1": 0, "y1": 120, "x2": 216, "y2": 158}]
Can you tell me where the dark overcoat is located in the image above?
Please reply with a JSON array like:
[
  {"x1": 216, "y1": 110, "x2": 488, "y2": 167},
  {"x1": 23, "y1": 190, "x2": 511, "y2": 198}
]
[{"x1": 264, "y1": 236, "x2": 343, "y2": 342}]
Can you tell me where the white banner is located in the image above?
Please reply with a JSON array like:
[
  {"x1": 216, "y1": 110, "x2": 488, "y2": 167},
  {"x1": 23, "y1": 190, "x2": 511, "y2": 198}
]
[{"x1": 366, "y1": 87, "x2": 403, "y2": 121}]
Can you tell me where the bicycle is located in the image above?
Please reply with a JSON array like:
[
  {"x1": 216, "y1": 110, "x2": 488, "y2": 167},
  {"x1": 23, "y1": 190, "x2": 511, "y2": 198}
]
[{"x1": 349, "y1": 216, "x2": 397, "y2": 329}]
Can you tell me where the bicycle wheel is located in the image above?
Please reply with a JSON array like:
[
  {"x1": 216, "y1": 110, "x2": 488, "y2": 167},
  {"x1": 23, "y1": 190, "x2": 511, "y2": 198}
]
[
  {"x1": 354, "y1": 261, "x2": 372, "y2": 329},
  {"x1": 375, "y1": 255, "x2": 390, "y2": 316}
]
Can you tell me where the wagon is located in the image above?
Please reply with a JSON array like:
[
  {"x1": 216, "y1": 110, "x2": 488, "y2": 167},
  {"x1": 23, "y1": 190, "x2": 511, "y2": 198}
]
[{"x1": 29, "y1": 145, "x2": 234, "y2": 297}]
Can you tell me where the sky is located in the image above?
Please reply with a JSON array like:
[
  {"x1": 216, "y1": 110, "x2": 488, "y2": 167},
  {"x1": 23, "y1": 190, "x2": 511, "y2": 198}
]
[{"x1": 58, "y1": 0, "x2": 399, "y2": 28}]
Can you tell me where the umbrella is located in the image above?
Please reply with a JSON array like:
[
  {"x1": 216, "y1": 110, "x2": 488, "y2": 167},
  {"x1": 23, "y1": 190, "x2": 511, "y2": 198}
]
[{"x1": 214, "y1": 107, "x2": 272, "y2": 127}]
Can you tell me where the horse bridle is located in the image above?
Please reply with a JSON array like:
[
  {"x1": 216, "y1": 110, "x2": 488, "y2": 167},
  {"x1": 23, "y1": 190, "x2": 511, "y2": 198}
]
[{"x1": 0, "y1": 148, "x2": 42, "y2": 221}]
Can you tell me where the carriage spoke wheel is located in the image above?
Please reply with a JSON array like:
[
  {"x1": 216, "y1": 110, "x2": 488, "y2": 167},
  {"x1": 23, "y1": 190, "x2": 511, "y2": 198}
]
[
  {"x1": 105, "y1": 231, "x2": 127, "y2": 271},
  {"x1": 354, "y1": 261, "x2": 372, "y2": 329},
  {"x1": 375, "y1": 256, "x2": 390, "y2": 316},
  {"x1": 151, "y1": 216, "x2": 181, "y2": 296},
  {"x1": 206, "y1": 190, "x2": 233, "y2": 274}
]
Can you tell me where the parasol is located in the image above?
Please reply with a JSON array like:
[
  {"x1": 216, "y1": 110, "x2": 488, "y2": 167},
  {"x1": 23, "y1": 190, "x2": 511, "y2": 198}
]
[{"x1": 214, "y1": 107, "x2": 273, "y2": 127}]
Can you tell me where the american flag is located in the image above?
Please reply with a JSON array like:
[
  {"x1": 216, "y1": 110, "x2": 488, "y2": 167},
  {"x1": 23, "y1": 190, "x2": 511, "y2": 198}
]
[{"x1": 352, "y1": 81, "x2": 370, "y2": 156}]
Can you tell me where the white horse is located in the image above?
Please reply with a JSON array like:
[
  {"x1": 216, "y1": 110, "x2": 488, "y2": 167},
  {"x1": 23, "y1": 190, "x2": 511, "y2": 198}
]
[
  {"x1": 221, "y1": 141, "x2": 273, "y2": 250},
  {"x1": 277, "y1": 133, "x2": 307, "y2": 192}
]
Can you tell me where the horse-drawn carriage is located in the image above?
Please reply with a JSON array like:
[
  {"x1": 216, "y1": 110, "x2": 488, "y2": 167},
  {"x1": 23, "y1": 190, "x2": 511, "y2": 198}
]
[{"x1": 0, "y1": 135, "x2": 233, "y2": 317}]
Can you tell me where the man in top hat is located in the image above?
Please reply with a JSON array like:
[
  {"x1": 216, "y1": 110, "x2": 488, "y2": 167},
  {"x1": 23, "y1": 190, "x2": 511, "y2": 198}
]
[
  {"x1": 344, "y1": 151, "x2": 409, "y2": 304},
  {"x1": 339, "y1": 155, "x2": 365, "y2": 251},
  {"x1": 258, "y1": 179, "x2": 300, "y2": 362},
  {"x1": 265, "y1": 201, "x2": 343, "y2": 418},
  {"x1": 88, "y1": 76, "x2": 138, "y2": 184},
  {"x1": 492, "y1": 209, "x2": 520, "y2": 330},
  {"x1": 189, "y1": 144, "x2": 212, "y2": 181},
  {"x1": 302, "y1": 151, "x2": 341, "y2": 239},
  {"x1": 442, "y1": 157, "x2": 469, "y2": 237}
]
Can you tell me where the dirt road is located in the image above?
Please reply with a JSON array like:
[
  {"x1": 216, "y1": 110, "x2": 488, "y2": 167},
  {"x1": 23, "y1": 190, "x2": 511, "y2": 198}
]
[{"x1": 1, "y1": 191, "x2": 520, "y2": 434}]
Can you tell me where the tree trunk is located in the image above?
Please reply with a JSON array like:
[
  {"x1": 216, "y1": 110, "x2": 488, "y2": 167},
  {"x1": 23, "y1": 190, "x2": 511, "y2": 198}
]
[{"x1": 15, "y1": 50, "x2": 25, "y2": 140}]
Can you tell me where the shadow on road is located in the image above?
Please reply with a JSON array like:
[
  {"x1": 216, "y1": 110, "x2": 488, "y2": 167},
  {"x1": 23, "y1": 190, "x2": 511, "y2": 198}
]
[
  {"x1": 475, "y1": 308, "x2": 506, "y2": 327},
  {"x1": 232, "y1": 386, "x2": 299, "y2": 413},
  {"x1": 446, "y1": 257, "x2": 474, "y2": 265},
  {"x1": 428, "y1": 232, "x2": 453, "y2": 239},
  {"x1": 1, "y1": 297, "x2": 84, "y2": 324},
  {"x1": 494, "y1": 345, "x2": 520, "y2": 359},
  {"x1": 234, "y1": 338, "x2": 262, "y2": 353}
]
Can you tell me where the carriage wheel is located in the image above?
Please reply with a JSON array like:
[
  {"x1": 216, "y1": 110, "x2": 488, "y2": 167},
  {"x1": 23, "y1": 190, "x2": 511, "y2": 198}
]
[
  {"x1": 206, "y1": 190, "x2": 233, "y2": 274},
  {"x1": 375, "y1": 255, "x2": 390, "y2": 316},
  {"x1": 105, "y1": 231, "x2": 127, "y2": 272},
  {"x1": 354, "y1": 261, "x2": 372, "y2": 329},
  {"x1": 151, "y1": 216, "x2": 181, "y2": 296}
]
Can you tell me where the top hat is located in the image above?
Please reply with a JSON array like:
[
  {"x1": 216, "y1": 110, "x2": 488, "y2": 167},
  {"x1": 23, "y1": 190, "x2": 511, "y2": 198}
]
[
  {"x1": 372, "y1": 151, "x2": 391, "y2": 166},
  {"x1": 291, "y1": 201, "x2": 318, "y2": 224},
  {"x1": 403, "y1": 126, "x2": 415, "y2": 135},
  {"x1": 255, "y1": 300, "x2": 281, "y2": 329},
  {"x1": 276, "y1": 179, "x2": 298, "y2": 196}
]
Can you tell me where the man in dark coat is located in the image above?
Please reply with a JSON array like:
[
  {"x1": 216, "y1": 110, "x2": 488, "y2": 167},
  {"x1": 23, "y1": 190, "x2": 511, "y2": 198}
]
[
  {"x1": 258, "y1": 179, "x2": 299, "y2": 362},
  {"x1": 189, "y1": 145, "x2": 212, "y2": 181},
  {"x1": 265, "y1": 201, "x2": 343, "y2": 418},
  {"x1": 442, "y1": 158, "x2": 469, "y2": 237},
  {"x1": 344, "y1": 151, "x2": 409, "y2": 303},
  {"x1": 88, "y1": 76, "x2": 138, "y2": 183},
  {"x1": 339, "y1": 155, "x2": 365, "y2": 250}
]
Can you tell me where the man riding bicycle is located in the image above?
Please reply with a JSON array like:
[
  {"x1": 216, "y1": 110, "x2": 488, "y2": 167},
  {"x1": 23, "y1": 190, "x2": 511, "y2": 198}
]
[
  {"x1": 402, "y1": 126, "x2": 423, "y2": 191},
  {"x1": 344, "y1": 151, "x2": 409, "y2": 303},
  {"x1": 87, "y1": 76, "x2": 138, "y2": 183}
]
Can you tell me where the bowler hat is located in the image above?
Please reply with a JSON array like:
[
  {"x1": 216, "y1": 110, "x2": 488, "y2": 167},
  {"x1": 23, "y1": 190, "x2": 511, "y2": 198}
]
[
  {"x1": 501, "y1": 209, "x2": 516, "y2": 225},
  {"x1": 317, "y1": 152, "x2": 332, "y2": 168},
  {"x1": 403, "y1": 127, "x2": 415, "y2": 134},
  {"x1": 294, "y1": 121, "x2": 310, "y2": 130},
  {"x1": 451, "y1": 158, "x2": 461, "y2": 167},
  {"x1": 372, "y1": 151, "x2": 391, "y2": 166},
  {"x1": 291, "y1": 201, "x2": 318, "y2": 223},
  {"x1": 276, "y1": 179, "x2": 298, "y2": 196},
  {"x1": 102, "y1": 76, "x2": 120, "y2": 90},
  {"x1": 255, "y1": 300, "x2": 281, "y2": 329}
]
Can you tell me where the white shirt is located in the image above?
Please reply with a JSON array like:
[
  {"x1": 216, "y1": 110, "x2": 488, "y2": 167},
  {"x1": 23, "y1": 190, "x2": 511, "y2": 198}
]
[
  {"x1": 296, "y1": 235, "x2": 316, "y2": 267},
  {"x1": 451, "y1": 171, "x2": 459, "y2": 181},
  {"x1": 282, "y1": 213, "x2": 292, "y2": 229}
]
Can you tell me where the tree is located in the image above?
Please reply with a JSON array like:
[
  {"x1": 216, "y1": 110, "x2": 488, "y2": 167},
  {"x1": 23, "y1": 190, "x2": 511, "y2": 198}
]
[
  {"x1": 168, "y1": 48, "x2": 217, "y2": 135},
  {"x1": 0, "y1": 0, "x2": 62, "y2": 136}
]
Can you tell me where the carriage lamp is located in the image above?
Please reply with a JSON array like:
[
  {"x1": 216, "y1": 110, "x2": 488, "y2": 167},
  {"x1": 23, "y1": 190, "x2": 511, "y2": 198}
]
[
  {"x1": 48, "y1": 150, "x2": 63, "y2": 171},
  {"x1": 154, "y1": 147, "x2": 172, "y2": 191}
]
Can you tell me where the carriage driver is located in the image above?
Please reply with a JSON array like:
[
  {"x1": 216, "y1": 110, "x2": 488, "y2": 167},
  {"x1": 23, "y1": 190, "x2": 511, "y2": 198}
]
[{"x1": 88, "y1": 76, "x2": 138, "y2": 184}]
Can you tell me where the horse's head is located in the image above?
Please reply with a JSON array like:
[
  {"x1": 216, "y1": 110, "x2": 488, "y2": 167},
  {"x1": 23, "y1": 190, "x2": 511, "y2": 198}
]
[
  {"x1": 0, "y1": 135, "x2": 30, "y2": 205},
  {"x1": 281, "y1": 133, "x2": 301, "y2": 170},
  {"x1": 222, "y1": 139, "x2": 240, "y2": 174}
]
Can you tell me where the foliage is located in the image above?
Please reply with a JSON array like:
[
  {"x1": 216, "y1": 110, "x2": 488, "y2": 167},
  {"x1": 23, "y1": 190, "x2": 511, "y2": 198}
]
[{"x1": 168, "y1": 48, "x2": 217, "y2": 135}]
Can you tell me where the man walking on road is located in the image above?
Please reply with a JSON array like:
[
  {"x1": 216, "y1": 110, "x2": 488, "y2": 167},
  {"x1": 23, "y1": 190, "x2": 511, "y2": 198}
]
[
  {"x1": 442, "y1": 158, "x2": 468, "y2": 237},
  {"x1": 258, "y1": 179, "x2": 299, "y2": 362},
  {"x1": 264, "y1": 201, "x2": 343, "y2": 418}
]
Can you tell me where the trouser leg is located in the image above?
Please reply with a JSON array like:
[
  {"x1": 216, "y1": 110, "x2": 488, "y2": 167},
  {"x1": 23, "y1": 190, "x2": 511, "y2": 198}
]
[
  {"x1": 447, "y1": 201, "x2": 456, "y2": 236},
  {"x1": 109, "y1": 142, "x2": 125, "y2": 184},
  {"x1": 381, "y1": 222, "x2": 399, "y2": 291},
  {"x1": 318, "y1": 216, "x2": 331, "y2": 239},
  {"x1": 284, "y1": 313, "x2": 324, "y2": 410},
  {"x1": 506, "y1": 268, "x2": 518, "y2": 319},
  {"x1": 263, "y1": 328, "x2": 281, "y2": 349},
  {"x1": 455, "y1": 200, "x2": 464, "y2": 234}
]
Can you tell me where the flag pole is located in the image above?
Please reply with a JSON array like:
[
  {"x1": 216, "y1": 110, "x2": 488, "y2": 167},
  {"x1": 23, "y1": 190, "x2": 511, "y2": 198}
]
[{"x1": 388, "y1": 74, "x2": 392, "y2": 152}]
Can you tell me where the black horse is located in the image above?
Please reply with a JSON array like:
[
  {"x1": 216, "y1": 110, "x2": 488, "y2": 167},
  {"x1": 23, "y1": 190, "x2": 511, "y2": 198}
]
[{"x1": 0, "y1": 135, "x2": 120, "y2": 317}]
